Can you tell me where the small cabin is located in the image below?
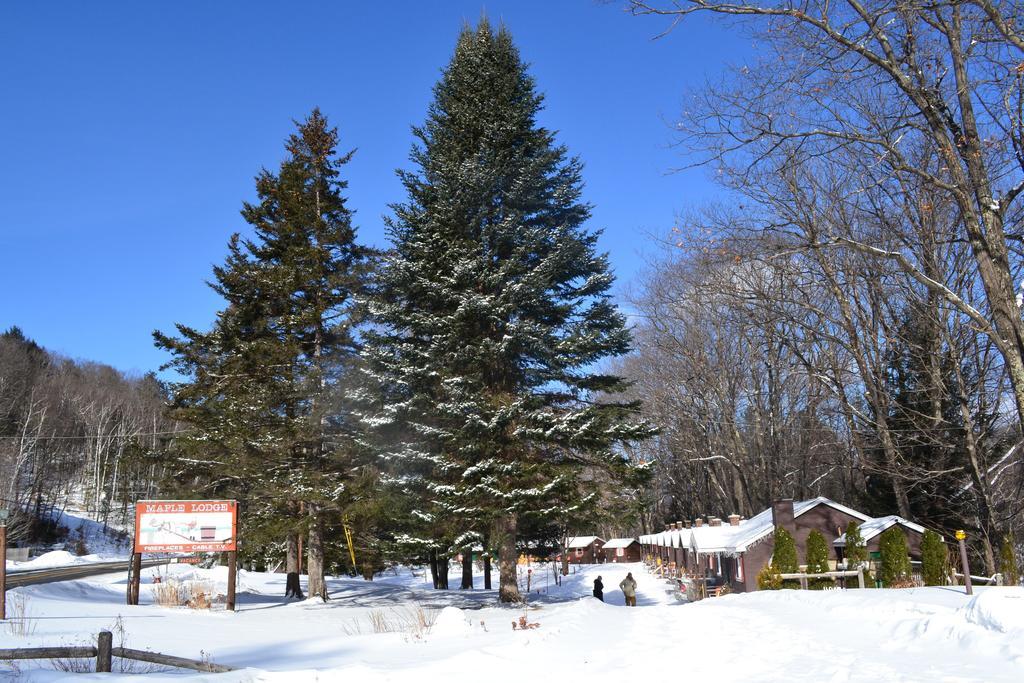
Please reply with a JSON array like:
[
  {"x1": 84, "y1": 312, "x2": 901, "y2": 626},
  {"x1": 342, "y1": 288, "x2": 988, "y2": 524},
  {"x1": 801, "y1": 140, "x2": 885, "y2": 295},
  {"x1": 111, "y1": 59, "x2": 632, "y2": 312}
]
[
  {"x1": 565, "y1": 536, "x2": 605, "y2": 564},
  {"x1": 602, "y1": 538, "x2": 641, "y2": 563}
]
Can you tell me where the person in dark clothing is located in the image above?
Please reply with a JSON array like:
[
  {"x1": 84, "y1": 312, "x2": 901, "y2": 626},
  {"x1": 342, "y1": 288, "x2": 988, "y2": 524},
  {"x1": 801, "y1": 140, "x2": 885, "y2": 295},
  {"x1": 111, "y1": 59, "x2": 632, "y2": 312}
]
[{"x1": 593, "y1": 575, "x2": 604, "y2": 601}]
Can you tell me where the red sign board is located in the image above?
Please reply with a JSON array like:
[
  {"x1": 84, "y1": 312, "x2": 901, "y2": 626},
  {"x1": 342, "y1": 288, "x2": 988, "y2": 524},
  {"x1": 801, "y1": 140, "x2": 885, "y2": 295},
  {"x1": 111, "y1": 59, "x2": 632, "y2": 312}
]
[{"x1": 134, "y1": 500, "x2": 237, "y2": 552}]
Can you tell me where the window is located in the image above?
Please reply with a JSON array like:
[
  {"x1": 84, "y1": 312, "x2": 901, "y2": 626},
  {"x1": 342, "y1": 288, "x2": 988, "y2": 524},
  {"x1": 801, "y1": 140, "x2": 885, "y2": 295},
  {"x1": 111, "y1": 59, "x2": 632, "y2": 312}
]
[
  {"x1": 616, "y1": 547, "x2": 624, "y2": 557},
  {"x1": 737, "y1": 557, "x2": 744, "y2": 581}
]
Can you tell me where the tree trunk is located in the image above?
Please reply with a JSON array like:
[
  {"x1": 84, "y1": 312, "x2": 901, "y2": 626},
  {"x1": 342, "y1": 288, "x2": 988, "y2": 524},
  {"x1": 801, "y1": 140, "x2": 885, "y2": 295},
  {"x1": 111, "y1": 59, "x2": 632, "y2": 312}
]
[
  {"x1": 461, "y1": 550, "x2": 473, "y2": 589},
  {"x1": 438, "y1": 556, "x2": 449, "y2": 589},
  {"x1": 495, "y1": 513, "x2": 521, "y2": 603},
  {"x1": 483, "y1": 530, "x2": 492, "y2": 589},
  {"x1": 429, "y1": 550, "x2": 440, "y2": 589},
  {"x1": 285, "y1": 530, "x2": 302, "y2": 598},
  {"x1": 286, "y1": 531, "x2": 299, "y2": 574},
  {"x1": 306, "y1": 502, "x2": 328, "y2": 601}
]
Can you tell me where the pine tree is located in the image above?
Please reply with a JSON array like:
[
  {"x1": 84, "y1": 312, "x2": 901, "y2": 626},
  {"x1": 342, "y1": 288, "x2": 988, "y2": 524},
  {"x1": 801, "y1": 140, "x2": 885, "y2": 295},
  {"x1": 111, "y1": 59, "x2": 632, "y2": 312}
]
[
  {"x1": 361, "y1": 20, "x2": 653, "y2": 602},
  {"x1": 920, "y1": 529, "x2": 947, "y2": 586},
  {"x1": 156, "y1": 109, "x2": 370, "y2": 599},
  {"x1": 1000, "y1": 534, "x2": 1019, "y2": 586},
  {"x1": 805, "y1": 530, "x2": 832, "y2": 589},
  {"x1": 842, "y1": 521, "x2": 873, "y2": 587},
  {"x1": 771, "y1": 527, "x2": 799, "y2": 589},
  {"x1": 879, "y1": 525, "x2": 912, "y2": 587}
]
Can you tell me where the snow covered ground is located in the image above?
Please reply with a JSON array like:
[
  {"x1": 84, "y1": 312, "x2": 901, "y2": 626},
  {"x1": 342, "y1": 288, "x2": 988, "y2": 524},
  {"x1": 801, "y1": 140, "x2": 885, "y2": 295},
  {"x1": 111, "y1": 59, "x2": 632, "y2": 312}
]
[{"x1": 2, "y1": 561, "x2": 1022, "y2": 681}]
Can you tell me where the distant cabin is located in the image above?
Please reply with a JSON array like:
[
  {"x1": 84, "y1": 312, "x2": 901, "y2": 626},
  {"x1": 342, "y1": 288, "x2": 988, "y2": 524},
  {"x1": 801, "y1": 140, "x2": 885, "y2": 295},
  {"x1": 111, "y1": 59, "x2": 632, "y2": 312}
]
[
  {"x1": 563, "y1": 536, "x2": 605, "y2": 564},
  {"x1": 602, "y1": 538, "x2": 641, "y2": 563},
  {"x1": 639, "y1": 497, "x2": 930, "y2": 593}
]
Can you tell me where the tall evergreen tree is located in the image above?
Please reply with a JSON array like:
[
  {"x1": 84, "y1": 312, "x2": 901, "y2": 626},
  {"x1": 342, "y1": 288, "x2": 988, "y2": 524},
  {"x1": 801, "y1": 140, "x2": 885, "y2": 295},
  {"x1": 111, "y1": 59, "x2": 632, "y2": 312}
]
[
  {"x1": 804, "y1": 530, "x2": 831, "y2": 589},
  {"x1": 156, "y1": 109, "x2": 370, "y2": 599},
  {"x1": 879, "y1": 526, "x2": 913, "y2": 586},
  {"x1": 770, "y1": 526, "x2": 800, "y2": 589},
  {"x1": 920, "y1": 529, "x2": 948, "y2": 586},
  {"x1": 843, "y1": 521, "x2": 872, "y2": 587},
  {"x1": 362, "y1": 21, "x2": 652, "y2": 602},
  {"x1": 843, "y1": 521, "x2": 869, "y2": 569}
]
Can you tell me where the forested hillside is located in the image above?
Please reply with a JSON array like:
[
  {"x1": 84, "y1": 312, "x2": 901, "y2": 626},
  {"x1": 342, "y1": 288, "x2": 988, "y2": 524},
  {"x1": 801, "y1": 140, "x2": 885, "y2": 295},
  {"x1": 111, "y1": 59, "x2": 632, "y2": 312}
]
[{"x1": 0, "y1": 327, "x2": 175, "y2": 542}]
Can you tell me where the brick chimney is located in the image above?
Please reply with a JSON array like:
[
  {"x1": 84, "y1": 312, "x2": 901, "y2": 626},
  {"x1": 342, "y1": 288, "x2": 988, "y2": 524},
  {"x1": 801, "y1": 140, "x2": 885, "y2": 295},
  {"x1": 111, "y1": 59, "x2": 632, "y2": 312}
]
[
  {"x1": 694, "y1": 518, "x2": 704, "y2": 528},
  {"x1": 771, "y1": 499, "x2": 795, "y2": 533},
  {"x1": 676, "y1": 521, "x2": 684, "y2": 530},
  {"x1": 669, "y1": 522, "x2": 678, "y2": 530},
  {"x1": 709, "y1": 517, "x2": 722, "y2": 527},
  {"x1": 683, "y1": 520, "x2": 691, "y2": 529},
  {"x1": 728, "y1": 514, "x2": 741, "y2": 526}
]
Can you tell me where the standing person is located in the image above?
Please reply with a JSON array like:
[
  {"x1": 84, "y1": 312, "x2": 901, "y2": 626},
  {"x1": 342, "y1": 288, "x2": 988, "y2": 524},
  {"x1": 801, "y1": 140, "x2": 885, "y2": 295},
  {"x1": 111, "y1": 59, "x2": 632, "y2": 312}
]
[
  {"x1": 620, "y1": 572, "x2": 637, "y2": 606},
  {"x1": 593, "y1": 575, "x2": 604, "y2": 601}
]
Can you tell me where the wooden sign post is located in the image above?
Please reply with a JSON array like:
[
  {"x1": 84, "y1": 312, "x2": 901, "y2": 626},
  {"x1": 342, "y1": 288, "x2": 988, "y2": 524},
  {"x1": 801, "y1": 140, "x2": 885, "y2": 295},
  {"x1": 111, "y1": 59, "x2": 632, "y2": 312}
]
[
  {"x1": 130, "y1": 501, "x2": 238, "y2": 611},
  {"x1": 955, "y1": 530, "x2": 973, "y2": 596}
]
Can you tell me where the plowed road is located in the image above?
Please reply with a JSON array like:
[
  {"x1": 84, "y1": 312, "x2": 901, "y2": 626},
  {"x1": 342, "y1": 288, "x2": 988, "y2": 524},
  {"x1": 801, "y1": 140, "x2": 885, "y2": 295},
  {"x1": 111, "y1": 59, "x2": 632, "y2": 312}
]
[{"x1": 6, "y1": 559, "x2": 169, "y2": 588}]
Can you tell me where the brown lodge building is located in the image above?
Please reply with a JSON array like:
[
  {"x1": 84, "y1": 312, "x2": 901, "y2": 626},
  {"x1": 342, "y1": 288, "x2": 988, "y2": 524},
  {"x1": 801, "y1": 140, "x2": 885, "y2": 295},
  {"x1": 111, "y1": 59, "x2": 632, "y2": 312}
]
[{"x1": 639, "y1": 497, "x2": 928, "y2": 593}]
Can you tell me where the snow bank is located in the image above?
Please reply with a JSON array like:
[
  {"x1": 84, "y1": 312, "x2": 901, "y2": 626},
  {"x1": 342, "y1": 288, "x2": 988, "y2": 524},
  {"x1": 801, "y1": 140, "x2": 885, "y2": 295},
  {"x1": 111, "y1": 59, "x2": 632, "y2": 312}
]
[
  {"x1": 431, "y1": 606, "x2": 472, "y2": 636},
  {"x1": 960, "y1": 587, "x2": 1024, "y2": 635},
  {"x1": 11, "y1": 550, "x2": 101, "y2": 569}
]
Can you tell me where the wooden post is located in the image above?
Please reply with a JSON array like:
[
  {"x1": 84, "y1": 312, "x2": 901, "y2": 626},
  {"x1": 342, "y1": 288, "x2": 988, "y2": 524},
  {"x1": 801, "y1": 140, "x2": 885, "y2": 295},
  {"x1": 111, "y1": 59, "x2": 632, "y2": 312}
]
[
  {"x1": 956, "y1": 530, "x2": 973, "y2": 595},
  {"x1": 128, "y1": 548, "x2": 138, "y2": 606},
  {"x1": 129, "y1": 552, "x2": 142, "y2": 605},
  {"x1": 226, "y1": 550, "x2": 237, "y2": 612},
  {"x1": 96, "y1": 631, "x2": 112, "y2": 672},
  {"x1": 1, "y1": 520, "x2": 7, "y2": 621},
  {"x1": 857, "y1": 566, "x2": 865, "y2": 589}
]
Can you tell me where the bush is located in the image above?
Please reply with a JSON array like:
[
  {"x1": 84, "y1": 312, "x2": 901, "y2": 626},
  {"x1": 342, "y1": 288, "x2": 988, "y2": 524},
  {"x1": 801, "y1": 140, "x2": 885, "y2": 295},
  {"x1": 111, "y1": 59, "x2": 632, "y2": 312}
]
[
  {"x1": 920, "y1": 529, "x2": 947, "y2": 586},
  {"x1": 879, "y1": 526, "x2": 912, "y2": 587},
  {"x1": 756, "y1": 563, "x2": 783, "y2": 590},
  {"x1": 771, "y1": 526, "x2": 800, "y2": 589},
  {"x1": 1000, "y1": 534, "x2": 1019, "y2": 586},
  {"x1": 805, "y1": 530, "x2": 832, "y2": 589}
]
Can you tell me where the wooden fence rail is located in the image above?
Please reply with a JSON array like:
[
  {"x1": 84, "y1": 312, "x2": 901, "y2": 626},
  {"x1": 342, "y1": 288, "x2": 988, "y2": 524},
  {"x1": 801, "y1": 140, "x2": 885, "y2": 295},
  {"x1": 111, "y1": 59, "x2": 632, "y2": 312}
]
[
  {"x1": 110, "y1": 646, "x2": 234, "y2": 673},
  {"x1": 779, "y1": 568, "x2": 865, "y2": 590},
  {"x1": 0, "y1": 646, "x2": 98, "y2": 660},
  {"x1": 0, "y1": 631, "x2": 233, "y2": 673}
]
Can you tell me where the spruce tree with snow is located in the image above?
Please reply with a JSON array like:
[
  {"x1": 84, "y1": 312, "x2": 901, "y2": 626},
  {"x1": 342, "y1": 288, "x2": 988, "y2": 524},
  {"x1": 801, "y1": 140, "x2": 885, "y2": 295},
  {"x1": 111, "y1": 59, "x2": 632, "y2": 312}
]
[
  {"x1": 879, "y1": 526, "x2": 912, "y2": 586},
  {"x1": 842, "y1": 521, "x2": 872, "y2": 588},
  {"x1": 804, "y1": 530, "x2": 831, "y2": 589},
  {"x1": 156, "y1": 109, "x2": 371, "y2": 600},
  {"x1": 770, "y1": 527, "x2": 799, "y2": 588},
  {"x1": 361, "y1": 20, "x2": 653, "y2": 602},
  {"x1": 920, "y1": 529, "x2": 947, "y2": 586}
]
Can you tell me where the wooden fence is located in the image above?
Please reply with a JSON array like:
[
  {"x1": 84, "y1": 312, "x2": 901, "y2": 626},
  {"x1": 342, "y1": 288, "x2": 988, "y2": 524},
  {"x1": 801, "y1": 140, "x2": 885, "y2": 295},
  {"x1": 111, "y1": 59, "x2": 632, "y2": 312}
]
[
  {"x1": 0, "y1": 631, "x2": 234, "y2": 673},
  {"x1": 779, "y1": 568, "x2": 866, "y2": 590}
]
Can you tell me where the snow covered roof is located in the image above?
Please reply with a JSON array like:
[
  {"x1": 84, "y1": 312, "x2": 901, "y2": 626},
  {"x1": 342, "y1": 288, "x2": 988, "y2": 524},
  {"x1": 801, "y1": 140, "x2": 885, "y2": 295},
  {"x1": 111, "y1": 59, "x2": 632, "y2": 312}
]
[
  {"x1": 725, "y1": 497, "x2": 873, "y2": 553},
  {"x1": 834, "y1": 515, "x2": 928, "y2": 545},
  {"x1": 642, "y1": 497, "x2": 882, "y2": 555},
  {"x1": 566, "y1": 536, "x2": 604, "y2": 549},
  {"x1": 603, "y1": 538, "x2": 639, "y2": 549}
]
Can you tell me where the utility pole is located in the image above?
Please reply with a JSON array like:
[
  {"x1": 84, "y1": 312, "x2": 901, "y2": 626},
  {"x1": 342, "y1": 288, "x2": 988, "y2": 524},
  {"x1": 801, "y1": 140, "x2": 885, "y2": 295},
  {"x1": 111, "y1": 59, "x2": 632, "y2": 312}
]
[{"x1": 1, "y1": 508, "x2": 9, "y2": 621}]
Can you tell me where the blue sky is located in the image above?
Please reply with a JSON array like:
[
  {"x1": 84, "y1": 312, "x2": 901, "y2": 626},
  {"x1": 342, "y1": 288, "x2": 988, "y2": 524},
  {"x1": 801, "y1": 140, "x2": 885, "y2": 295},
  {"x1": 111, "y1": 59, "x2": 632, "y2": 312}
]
[{"x1": 0, "y1": 1, "x2": 747, "y2": 377}]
